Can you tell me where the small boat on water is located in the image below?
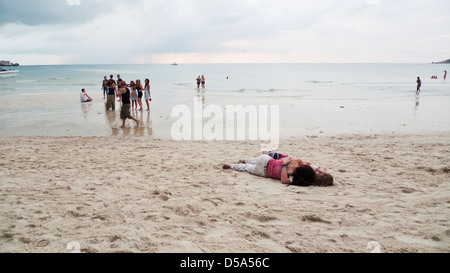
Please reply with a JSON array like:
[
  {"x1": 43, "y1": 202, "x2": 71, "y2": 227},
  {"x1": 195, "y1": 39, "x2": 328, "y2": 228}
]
[{"x1": 0, "y1": 68, "x2": 19, "y2": 77}]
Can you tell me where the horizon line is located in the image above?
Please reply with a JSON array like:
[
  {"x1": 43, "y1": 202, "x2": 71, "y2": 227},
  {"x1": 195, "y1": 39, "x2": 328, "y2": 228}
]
[{"x1": 11, "y1": 61, "x2": 444, "y2": 66}]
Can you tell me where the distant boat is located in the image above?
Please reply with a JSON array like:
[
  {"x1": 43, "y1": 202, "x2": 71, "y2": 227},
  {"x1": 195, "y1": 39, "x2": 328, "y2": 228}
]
[
  {"x1": 172, "y1": 62, "x2": 178, "y2": 66},
  {"x1": 0, "y1": 68, "x2": 19, "y2": 77}
]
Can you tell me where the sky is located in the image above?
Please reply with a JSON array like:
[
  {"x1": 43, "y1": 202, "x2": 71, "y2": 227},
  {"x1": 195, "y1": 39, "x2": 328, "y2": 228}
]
[{"x1": 0, "y1": 0, "x2": 449, "y2": 65}]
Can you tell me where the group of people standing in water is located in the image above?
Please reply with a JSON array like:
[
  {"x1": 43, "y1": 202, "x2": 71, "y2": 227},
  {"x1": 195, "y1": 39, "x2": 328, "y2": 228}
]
[
  {"x1": 101, "y1": 74, "x2": 151, "y2": 127},
  {"x1": 196, "y1": 75, "x2": 206, "y2": 89},
  {"x1": 102, "y1": 74, "x2": 152, "y2": 112},
  {"x1": 86, "y1": 73, "x2": 207, "y2": 127}
]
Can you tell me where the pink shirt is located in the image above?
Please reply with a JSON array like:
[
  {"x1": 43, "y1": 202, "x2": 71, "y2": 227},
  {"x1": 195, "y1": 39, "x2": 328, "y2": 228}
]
[{"x1": 266, "y1": 159, "x2": 284, "y2": 180}]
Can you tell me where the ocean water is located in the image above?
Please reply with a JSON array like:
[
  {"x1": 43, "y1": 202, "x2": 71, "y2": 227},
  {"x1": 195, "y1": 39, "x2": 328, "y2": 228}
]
[{"x1": 0, "y1": 63, "x2": 449, "y2": 139}]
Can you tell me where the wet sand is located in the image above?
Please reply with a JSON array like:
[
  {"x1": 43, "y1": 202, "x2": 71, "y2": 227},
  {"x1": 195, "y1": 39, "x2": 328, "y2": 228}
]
[{"x1": 1, "y1": 89, "x2": 449, "y2": 139}]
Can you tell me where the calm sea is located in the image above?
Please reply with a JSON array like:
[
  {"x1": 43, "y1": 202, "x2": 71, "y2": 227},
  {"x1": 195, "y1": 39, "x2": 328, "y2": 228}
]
[{"x1": 0, "y1": 63, "x2": 449, "y2": 138}]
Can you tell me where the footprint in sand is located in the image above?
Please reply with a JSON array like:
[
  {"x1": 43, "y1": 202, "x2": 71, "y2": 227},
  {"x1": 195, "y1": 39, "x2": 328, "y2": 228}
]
[
  {"x1": 301, "y1": 214, "x2": 332, "y2": 224},
  {"x1": 244, "y1": 213, "x2": 278, "y2": 223},
  {"x1": 36, "y1": 239, "x2": 50, "y2": 248},
  {"x1": 400, "y1": 187, "x2": 416, "y2": 194}
]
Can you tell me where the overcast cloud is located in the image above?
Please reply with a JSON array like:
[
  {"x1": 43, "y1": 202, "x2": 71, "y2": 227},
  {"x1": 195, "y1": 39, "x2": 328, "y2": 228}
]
[{"x1": 0, "y1": 0, "x2": 449, "y2": 64}]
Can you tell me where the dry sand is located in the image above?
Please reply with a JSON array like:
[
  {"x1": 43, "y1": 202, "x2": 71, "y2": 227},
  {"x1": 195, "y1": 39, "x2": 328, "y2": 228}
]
[{"x1": 0, "y1": 133, "x2": 449, "y2": 253}]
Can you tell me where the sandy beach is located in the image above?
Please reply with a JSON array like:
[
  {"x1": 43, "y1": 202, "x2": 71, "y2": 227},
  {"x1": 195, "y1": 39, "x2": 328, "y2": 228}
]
[
  {"x1": 0, "y1": 133, "x2": 449, "y2": 253},
  {"x1": 1, "y1": 0, "x2": 449, "y2": 257}
]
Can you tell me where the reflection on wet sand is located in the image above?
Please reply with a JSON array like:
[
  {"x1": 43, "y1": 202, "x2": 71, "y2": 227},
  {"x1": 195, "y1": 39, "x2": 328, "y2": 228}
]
[
  {"x1": 81, "y1": 102, "x2": 92, "y2": 121},
  {"x1": 415, "y1": 94, "x2": 420, "y2": 110},
  {"x1": 105, "y1": 109, "x2": 153, "y2": 137},
  {"x1": 197, "y1": 89, "x2": 205, "y2": 105}
]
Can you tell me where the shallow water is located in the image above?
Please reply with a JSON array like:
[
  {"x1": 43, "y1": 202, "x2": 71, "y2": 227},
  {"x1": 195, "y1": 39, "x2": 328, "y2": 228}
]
[{"x1": 0, "y1": 63, "x2": 449, "y2": 139}]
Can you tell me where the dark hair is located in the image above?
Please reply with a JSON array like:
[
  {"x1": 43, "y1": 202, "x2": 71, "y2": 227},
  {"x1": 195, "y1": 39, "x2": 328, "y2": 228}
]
[
  {"x1": 81, "y1": 89, "x2": 85, "y2": 92},
  {"x1": 291, "y1": 165, "x2": 316, "y2": 187},
  {"x1": 314, "y1": 173, "x2": 334, "y2": 187}
]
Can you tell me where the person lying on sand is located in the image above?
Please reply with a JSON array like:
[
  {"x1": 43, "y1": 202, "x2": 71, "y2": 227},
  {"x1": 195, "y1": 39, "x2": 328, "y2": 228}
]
[
  {"x1": 223, "y1": 153, "x2": 333, "y2": 187},
  {"x1": 259, "y1": 151, "x2": 330, "y2": 176}
]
